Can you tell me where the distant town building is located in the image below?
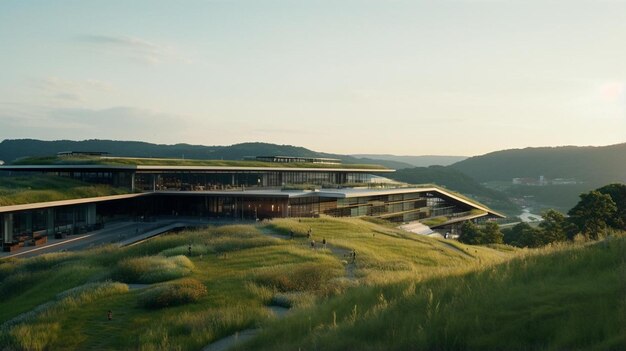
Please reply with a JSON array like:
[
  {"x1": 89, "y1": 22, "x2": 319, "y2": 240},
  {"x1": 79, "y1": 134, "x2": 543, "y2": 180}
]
[
  {"x1": 513, "y1": 176, "x2": 580, "y2": 186},
  {"x1": 57, "y1": 151, "x2": 110, "y2": 157}
]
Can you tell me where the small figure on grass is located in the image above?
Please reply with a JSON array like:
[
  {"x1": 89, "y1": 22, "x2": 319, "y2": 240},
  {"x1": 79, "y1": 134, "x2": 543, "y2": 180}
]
[
  {"x1": 322, "y1": 238, "x2": 327, "y2": 249},
  {"x1": 351, "y1": 249, "x2": 357, "y2": 263},
  {"x1": 290, "y1": 230, "x2": 294, "y2": 239},
  {"x1": 307, "y1": 228, "x2": 312, "y2": 239},
  {"x1": 188, "y1": 243, "x2": 192, "y2": 256},
  {"x1": 107, "y1": 310, "x2": 113, "y2": 321},
  {"x1": 311, "y1": 240, "x2": 316, "y2": 249}
]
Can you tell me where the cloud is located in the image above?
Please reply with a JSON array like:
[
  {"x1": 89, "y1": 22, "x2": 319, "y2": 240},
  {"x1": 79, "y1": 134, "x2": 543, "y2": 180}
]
[
  {"x1": 31, "y1": 76, "x2": 113, "y2": 103},
  {"x1": 78, "y1": 34, "x2": 189, "y2": 65}
]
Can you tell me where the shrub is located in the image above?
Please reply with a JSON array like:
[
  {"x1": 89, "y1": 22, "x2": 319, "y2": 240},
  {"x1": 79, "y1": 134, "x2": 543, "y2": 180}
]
[
  {"x1": 113, "y1": 255, "x2": 194, "y2": 283},
  {"x1": 271, "y1": 292, "x2": 316, "y2": 309},
  {"x1": 254, "y1": 262, "x2": 342, "y2": 292},
  {"x1": 210, "y1": 236, "x2": 278, "y2": 253},
  {"x1": 20, "y1": 252, "x2": 77, "y2": 273},
  {"x1": 160, "y1": 245, "x2": 213, "y2": 257},
  {"x1": 139, "y1": 278, "x2": 208, "y2": 309},
  {"x1": 5, "y1": 322, "x2": 60, "y2": 351},
  {"x1": 0, "y1": 271, "x2": 47, "y2": 299}
]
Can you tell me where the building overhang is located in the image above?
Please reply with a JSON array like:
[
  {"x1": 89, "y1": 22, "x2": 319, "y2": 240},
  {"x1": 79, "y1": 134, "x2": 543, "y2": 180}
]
[
  {"x1": 0, "y1": 193, "x2": 150, "y2": 214},
  {"x1": 317, "y1": 187, "x2": 505, "y2": 218}
]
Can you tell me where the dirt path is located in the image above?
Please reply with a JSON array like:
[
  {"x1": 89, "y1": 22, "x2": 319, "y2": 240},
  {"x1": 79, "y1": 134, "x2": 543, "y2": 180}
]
[
  {"x1": 258, "y1": 226, "x2": 357, "y2": 280},
  {"x1": 202, "y1": 305, "x2": 289, "y2": 351},
  {"x1": 201, "y1": 227, "x2": 358, "y2": 351},
  {"x1": 436, "y1": 240, "x2": 477, "y2": 259},
  {"x1": 203, "y1": 328, "x2": 261, "y2": 351}
]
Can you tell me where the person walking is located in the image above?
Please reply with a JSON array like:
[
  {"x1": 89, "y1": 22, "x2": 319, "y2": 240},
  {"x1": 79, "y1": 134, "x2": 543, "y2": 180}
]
[
  {"x1": 322, "y1": 238, "x2": 327, "y2": 249},
  {"x1": 188, "y1": 244, "x2": 192, "y2": 256},
  {"x1": 107, "y1": 310, "x2": 113, "y2": 321},
  {"x1": 351, "y1": 249, "x2": 357, "y2": 263},
  {"x1": 311, "y1": 239, "x2": 316, "y2": 249}
]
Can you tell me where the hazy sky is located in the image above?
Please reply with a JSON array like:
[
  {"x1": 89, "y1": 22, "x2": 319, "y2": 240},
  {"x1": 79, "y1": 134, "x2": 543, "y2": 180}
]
[{"x1": 1, "y1": 0, "x2": 625, "y2": 156}]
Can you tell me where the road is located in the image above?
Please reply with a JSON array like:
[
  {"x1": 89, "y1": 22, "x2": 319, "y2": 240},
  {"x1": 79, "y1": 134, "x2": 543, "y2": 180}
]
[{"x1": 1, "y1": 217, "x2": 215, "y2": 259}]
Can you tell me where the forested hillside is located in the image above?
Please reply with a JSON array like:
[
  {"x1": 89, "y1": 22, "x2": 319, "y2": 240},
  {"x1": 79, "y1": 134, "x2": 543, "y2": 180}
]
[
  {"x1": 351, "y1": 154, "x2": 467, "y2": 167},
  {"x1": 450, "y1": 143, "x2": 626, "y2": 185},
  {"x1": 0, "y1": 139, "x2": 412, "y2": 169}
]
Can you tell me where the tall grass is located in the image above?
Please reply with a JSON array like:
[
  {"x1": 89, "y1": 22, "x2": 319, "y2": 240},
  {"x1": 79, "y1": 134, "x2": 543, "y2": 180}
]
[
  {"x1": 1, "y1": 281, "x2": 128, "y2": 351},
  {"x1": 113, "y1": 255, "x2": 195, "y2": 283},
  {"x1": 254, "y1": 261, "x2": 343, "y2": 293},
  {"x1": 135, "y1": 305, "x2": 272, "y2": 351},
  {"x1": 139, "y1": 278, "x2": 208, "y2": 309},
  {"x1": 238, "y1": 235, "x2": 626, "y2": 351},
  {"x1": 0, "y1": 217, "x2": 523, "y2": 350}
]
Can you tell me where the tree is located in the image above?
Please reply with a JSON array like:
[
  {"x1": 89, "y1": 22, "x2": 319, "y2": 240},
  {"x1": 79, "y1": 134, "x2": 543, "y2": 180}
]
[
  {"x1": 458, "y1": 221, "x2": 484, "y2": 245},
  {"x1": 568, "y1": 191, "x2": 617, "y2": 240},
  {"x1": 483, "y1": 221, "x2": 504, "y2": 244},
  {"x1": 512, "y1": 222, "x2": 544, "y2": 248},
  {"x1": 538, "y1": 209, "x2": 567, "y2": 243},
  {"x1": 596, "y1": 183, "x2": 626, "y2": 230}
]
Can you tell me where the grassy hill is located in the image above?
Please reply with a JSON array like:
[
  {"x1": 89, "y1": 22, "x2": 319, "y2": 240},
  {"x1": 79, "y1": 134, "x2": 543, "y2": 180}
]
[
  {"x1": 241, "y1": 235, "x2": 626, "y2": 351},
  {"x1": 0, "y1": 139, "x2": 413, "y2": 170},
  {"x1": 1, "y1": 217, "x2": 623, "y2": 350},
  {"x1": 0, "y1": 217, "x2": 513, "y2": 350}
]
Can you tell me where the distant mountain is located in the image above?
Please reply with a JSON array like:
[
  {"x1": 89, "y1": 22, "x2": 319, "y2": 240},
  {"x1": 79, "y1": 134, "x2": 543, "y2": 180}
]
[
  {"x1": 449, "y1": 143, "x2": 626, "y2": 212},
  {"x1": 449, "y1": 143, "x2": 626, "y2": 185},
  {"x1": 389, "y1": 166, "x2": 519, "y2": 215},
  {"x1": 0, "y1": 139, "x2": 413, "y2": 170},
  {"x1": 353, "y1": 154, "x2": 467, "y2": 167}
]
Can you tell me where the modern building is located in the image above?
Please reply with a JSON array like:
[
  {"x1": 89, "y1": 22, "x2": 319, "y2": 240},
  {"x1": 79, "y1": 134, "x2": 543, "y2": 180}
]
[{"x1": 0, "y1": 155, "x2": 504, "y2": 250}]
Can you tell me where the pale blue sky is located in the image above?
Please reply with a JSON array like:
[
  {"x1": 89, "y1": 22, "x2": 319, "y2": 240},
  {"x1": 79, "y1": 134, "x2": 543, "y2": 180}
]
[{"x1": 1, "y1": 0, "x2": 625, "y2": 156}]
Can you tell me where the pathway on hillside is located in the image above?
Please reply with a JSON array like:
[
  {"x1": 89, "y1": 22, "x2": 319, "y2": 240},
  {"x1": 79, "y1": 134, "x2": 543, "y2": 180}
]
[
  {"x1": 436, "y1": 240, "x2": 477, "y2": 259},
  {"x1": 258, "y1": 226, "x2": 357, "y2": 280},
  {"x1": 201, "y1": 226, "x2": 358, "y2": 351},
  {"x1": 202, "y1": 305, "x2": 290, "y2": 351}
]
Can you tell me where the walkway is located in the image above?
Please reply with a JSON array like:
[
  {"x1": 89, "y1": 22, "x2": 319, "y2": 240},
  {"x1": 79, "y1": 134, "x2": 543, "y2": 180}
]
[{"x1": 1, "y1": 217, "x2": 213, "y2": 259}]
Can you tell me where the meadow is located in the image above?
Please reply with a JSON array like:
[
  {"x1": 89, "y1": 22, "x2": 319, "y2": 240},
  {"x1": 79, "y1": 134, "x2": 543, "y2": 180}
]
[{"x1": 1, "y1": 217, "x2": 622, "y2": 350}]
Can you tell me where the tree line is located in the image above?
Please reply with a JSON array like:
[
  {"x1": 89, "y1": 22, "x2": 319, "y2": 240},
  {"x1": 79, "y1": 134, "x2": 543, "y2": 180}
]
[{"x1": 458, "y1": 183, "x2": 626, "y2": 247}]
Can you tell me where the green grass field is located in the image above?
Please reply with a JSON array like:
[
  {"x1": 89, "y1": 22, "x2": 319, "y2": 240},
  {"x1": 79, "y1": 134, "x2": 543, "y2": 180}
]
[
  {"x1": 1, "y1": 217, "x2": 622, "y2": 350},
  {"x1": 239, "y1": 235, "x2": 626, "y2": 351},
  {"x1": 0, "y1": 175, "x2": 130, "y2": 206}
]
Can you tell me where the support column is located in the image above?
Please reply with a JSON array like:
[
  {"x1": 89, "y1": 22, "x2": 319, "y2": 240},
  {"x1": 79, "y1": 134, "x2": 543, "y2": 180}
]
[
  {"x1": 131, "y1": 173, "x2": 136, "y2": 192},
  {"x1": 86, "y1": 204, "x2": 97, "y2": 226},
  {"x1": 25, "y1": 212, "x2": 33, "y2": 233},
  {"x1": 72, "y1": 207, "x2": 77, "y2": 234},
  {"x1": 3, "y1": 214, "x2": 14, "y2": 243},
  {"x1": 46, "y1": 208, "x2": 55, "y2": 235}
]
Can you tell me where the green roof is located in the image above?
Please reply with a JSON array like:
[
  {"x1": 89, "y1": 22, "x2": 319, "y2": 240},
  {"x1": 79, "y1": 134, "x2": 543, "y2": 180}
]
[
  {"x1": 0, "y1": 175, "x2": 130, "y2": 206},
  {"x1": 11, "y1": 156, "x2": 389, "y2": 170}
]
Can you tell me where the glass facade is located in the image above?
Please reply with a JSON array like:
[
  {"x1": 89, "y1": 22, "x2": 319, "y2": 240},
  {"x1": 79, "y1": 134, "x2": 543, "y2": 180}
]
[
  {"x1": 324, "y1": 193, "x2": 429, "y2": 222},
  {"x1": 133, "y1": 170, "x2": 371, "y2": 192}
]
